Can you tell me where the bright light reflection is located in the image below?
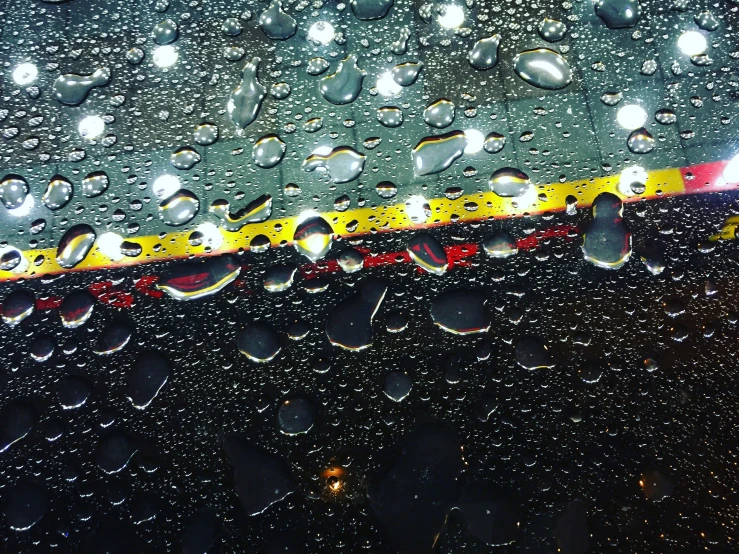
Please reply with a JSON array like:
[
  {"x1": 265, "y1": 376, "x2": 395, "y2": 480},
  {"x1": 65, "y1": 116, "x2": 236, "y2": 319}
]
[
  {"x1": 617, "y1": 104, "x2": 647, "y2": 130},
  {"x1": 12, "y1": 62, "x2": 38, "y2": 85},
  {"x1": 312, "y1": 145, "x2": 333, "y2": 157},
  {"x1": 405, "y1": 195, "x2": 430, "y2": 224},
  {"x1": 308, "y1": 21, "x2": 335, "y2": 45},
  {"x1": 511, "y1": 183, "x2": 539, "y2": 211},
  {"x1": 153, "y1": 45, "x2": 178, "y2": 68},
  {"x1": 463, "y1": 129, "x2": 485, "y2": 154},
  {"x1": 678, "y1": 31, "x2": 707, "y2": 57},
  {"x1": 8, "y1": 194, "x2": 34, "y2": 218},
  {"x1": 152, "y1": 174, "x2": 181, "y2": 199},
  {"x1": 298, "y1": 209, "x2": 320, "y2": 223},
  {"x1": 723, "y1": 154, "x2": 739, "y2": 183},
  {"x1": 619, "y1": 166, "x2": 648, "y2": 196},
  {"x1": 438, "y1": 5, "x2": 465, "y2": 28},
  {"x1": 376, "y1": 71, "x2": 402, "y2": 97},
  {"x1": 78, "y1": 115, "x2": 105, "y2": 139},
  {"x1": 195, "y1": 222, "x2": 224, "y2": 250},
  {"x1": 97, "y1": 232, "x2": 124, "y2": 261}
]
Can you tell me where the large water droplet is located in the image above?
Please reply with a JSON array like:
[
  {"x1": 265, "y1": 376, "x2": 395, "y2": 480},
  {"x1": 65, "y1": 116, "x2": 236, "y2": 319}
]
[
  {"x1": 228, "y1": 57, "x2": 266, "y2": 129},
  {"x1": 252, "y1": 134, "x2": 286, "y2": 168},
  {"x1": 81, "y1": 171, "x2": 109, "y2": 198},
  {"x1": 483, "y1": 230, "x2": 518, "y2": 258},
  {"x1": 294, "y1": 216, "x2": 333, "y2": 261},
  {"x1": 0, "y1": 401, "x2": 35, "y2": 453},
  {"x1": 539, "y1": 18, "x2": 567, "y2": 42},
  {"x1": 513, "y1": 49, "x2": 572, "y2": 90},
  {"x1": 350, "y1": 0, "x2": 393, "y2": 20},
  {"x1": 307, "y1": 57, "x2": 330, "y2": 76},
  {"x1": 627, "y1": 127, "x2": 655, "y2": 154},
  {"x1": 430, "y1": 289, "x2": 490, "y2": 335},
  {"x1": 96, "y1": 431, "x2": 137, "y2": 474},
  {"x1": 95, "y1": 321, "x2": 133, "y2": 355},
  {"x1": 384, "y1": 371, "x2": 413, "y2": 402},
  {"x1": 43, "y1": 175, "x2": 73, "y2": 209},
  {"x1": 469, "y1": 35, "x2": 501, "y2": 70},
  {"x1": 489, "y1": 168, "x2": 532, "y2": 198},
  {"x1": 483, "y1": 132, "x2": 506, "y2": 154},
  {"x1": 258, "y1": 0, "x2": 297, "y2": 40},
  {"x1": 127, "y1": 351, "x2": 170, "y2": 409},
  {"x1": 412, "y1": 131, "x2": 467, "y2": 176},
  {"x1": 582, "y1": 192, "x2": 632, "y2": 269},
  {"x1": 303, "y1": 146, "x2": 366, "y2": 183},
  {"x1": 170, "y1": 147, "x2": 201, "y2": 170},
  {"x1": 326, "y1": 278, "x2": 387, "y2": 350},
  {"x1": 391, "y1": 62, "x2": 424, "y2": 86},
  {"x1": 53, "y1": 68, "x2": 110, "y2": 105},
  {"x1": 0, "y1": 174, "x2": 28, "y2": 210},
  {"x1": 424, "y1": 98, "x2": 455, "y2": 128},
  {"x1": 377, "y1": 106, "x2": 403, "y2": 127},
  {"x1": 515, "y1": 336, "x2": 554, "y2": 369},
  {"x1": 57, "y1": 376, "x2": 92, "y2": 409},
  {"x1": 277, "y1": 396, "x2": 316, "y2": 435},
  {"x1": 408, "y1": 233, "x2": 448, "y2": 275},
  {"x1": 6, "y1": 480, "x2": 48, "y2": 531},
  {"x1": 158, "y1": 189, "x2": 199, "y2": 226},
  {"x1": 209, "y1": 194, "x2": 272, "y2": 231},
  {"x1": 152, "y1": 18, "x2": 178, "y2": 44},
  {"x1": 60, "y1": 290, "x2": 95, "y2": 328},
  {"x1": 237, "y1": 322, "x2": 281, "y2": 363},
  {"x1": 594, "y1": 0, "x2": 642, "y2": 29},
  {"x1": 156, "y1": 255, "x2": 241, "y2": 300},
  {"x1": 56, "y1": 223, "x2": 96, "y2": 269},
  {"x1": 319, "y1": 55, "x2": 366, "y2": 105},
  {"x1": 2, "y1": 290, "x2": 34, "y2": 326},
  {"x1": 194, "y1": 122, "x2": 218, "y2": 145}
]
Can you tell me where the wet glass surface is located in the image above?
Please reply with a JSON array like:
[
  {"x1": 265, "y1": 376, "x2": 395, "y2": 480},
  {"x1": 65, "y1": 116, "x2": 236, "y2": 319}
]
[{"x1": 1, "y1": 0, "x2": 739, "y2": 552}]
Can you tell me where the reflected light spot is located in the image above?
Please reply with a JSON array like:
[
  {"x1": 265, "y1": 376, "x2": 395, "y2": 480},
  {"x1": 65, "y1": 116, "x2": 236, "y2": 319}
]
[
  {"x1": 678, "y1": 31, "x2": 707, "y2": 57},
  {"x1": 617, "y1": 104, "x2": 647, "y2": 130},
  {"x1": 97, "y1": 232, "x2": 124, "y2": 261},
  {"x1": 152, "y1": 174, "x2": 181, "y2": 199},
  {"x1": 78, "y1": 115, "x2": 105, "y2": 139},
  {"x1": 723, "y1": 154, "x2": 739, "y2": 183},
  {"x1": 619, "y1": 166, "x2": 648, "y2": 196},
  {"x1": 463, "y1": 129, "x2": 484, "y2": 154},
  {"x1": 308, "y1": 21, "x2": 335, "y2": 45},
  {"x1": 438, "y1": 5, "x2": 465, "y2": 28},
  {"x1": 298, "y1": 209, "x2": 320, "y2": 223},
  {"x1": 8, "y1": 194, "x2": 34, "y2": 218},
  {"x1": 376, "y1": 71, "x2": 402, "y2": 97},
  {"x1": 195, "y1": 222, "x2": 224, "y2": 250},
  {"x1": 12, "y1": 62, "x2": 37, "y2": 86},
  {"x1": 153, "y1": 45, "x2": 178, "y2": 68},
  {"x1": 405, "y1": 195, "x2": 429, "y2": 224},
  {"x1": 527, "y1": 59, "x2": 563, "y2": 80}
]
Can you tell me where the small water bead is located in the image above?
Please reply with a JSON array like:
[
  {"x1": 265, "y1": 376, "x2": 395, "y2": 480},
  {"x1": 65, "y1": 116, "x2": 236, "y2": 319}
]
[
  {"x1": 483, "y1": 231, "x2": 518, "y2": 258},
  {"x1": 375, "y1": 181, "x2": 397, "y2": 199},
  {"x1": 250, "y1": 234, "x2": 271, "y2": 253},
  {"x1": 0, "y1": 174, "x2": 29, "y2": 210},
  {"x1": 538, "y1": 18, "x2": 567, "y2": 42},
  {"x1": 271, "y1": 82, "x2": 291, "y2": 99},
  {"x1": 334, "y1": 195, "x2": 350, "y2": 211},
  {"x1": 194, "y1": 123, "x2": 218, "y2": 145},
  {"x1": 655, "y1": 109, "x2": 677, "y2": 125},
  {"x1": 303, "y1": 118, "x2": 323, "y2": 133},
  {"x1": 600, "y1": 91, "x2": 623, "y2": 106},
  {"x1": 338, "y1": 248, "x2": 364, "y2": 273},
  {"x1": 594, "y1": 0, "x2": 642, "y2": 29},
  {"x1": 407, "y1": 232, "x2": 448, "y2": 275},
  {"x1": 224, "y1": 46, "x2": 246, "y2": 62},
  {"x1": 222, "y1": 17, "x2": 243, "y2": 36},
  {"x1": 57, "y1": 376, "x2": 92, "y2": 409},
  {"x1": 307, "y1": 57, "x2": 330, "y2": 76},
  {"x1": 264, "y1": 264, "x2": 297, "y2": 292},
  {"x1": 627, "y1": 128, "x2": 655, "y2": 154},
  {"x1": 284, "y1": 183, "x2": 301, "y2": 197},
  {"x1": 60, "y1": 290, "x2": 95, "y2": 328},
  {"x1": 156, "y1": 256, "x2": 240, "y2": 300},
  {"x1": 95, "y1": 321, "x2": 133, "y2": 355},
  {"x1": 127, "y1": 352, "x2": 170, "y2": 409},
  {"x1": 390, "y1": 26, "x2": 411, "y2": 55},
  {"x1": 170, "y1": 147, "x2": 201, "y2": 170},
  {"x1": 694, "y1": 11, "x2": 719, "y2": 32}
]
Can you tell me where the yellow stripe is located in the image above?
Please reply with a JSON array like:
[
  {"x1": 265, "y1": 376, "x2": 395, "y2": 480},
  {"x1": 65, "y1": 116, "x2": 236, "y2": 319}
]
[{"x1": 0, "y1": 167, "x2": 687, "y2": 281}]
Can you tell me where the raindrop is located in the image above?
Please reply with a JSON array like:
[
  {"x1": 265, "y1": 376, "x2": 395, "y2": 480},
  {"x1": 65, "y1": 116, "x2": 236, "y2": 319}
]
[
  {"x1": 514, "y1": 49, "x2": 572, "y2": 90},
  {"x1": 489, "y1": 168, "x2": 532, "y2": 198},
  {"x1": 252, "y1": 135, "x2": 286, "y2": 168},
  {"x1": 156, "y1": 256, "x2": 240, "y2": 300},
  {"x1": 303, "y1": 146, "x2": 366, "y2": 183},
  {"x1": 384, "y1": 371, "x2": 413, "y2": 402},
  {"x1": 469, "y1": 35, "x2": 501, "y2": 70},
  {"x1": 407, "y1": 233, "x2": 448, "y2": 275},
  {"x1": 60, "y1": 290, "x2": 95, "y2": 328},
  {"x1": 430, "y1": 289, "x2": 490, "y2": 335},
  {"x1": 423, "y1": 98, "x2": 455, "y2": 128},
  {"x1": 0, "y1": 174, "x2": 29, "y2": 209},
  {"x1": 412, "y1": 131, "x2": 467, "y2": 176},
  {"x1": 582, "y1": 192, "x2": 631, "y2": 269},
  {"x1": 81, "y1": 171, "x2": 109, "y2": 198},
  {"x1": 127, "y1": 352, "x2": 170, "y2": 409},
  {"x1": 326, "y1": 278, "x2": 387, "y2": 350},
  {"x1": 483, "y1": 231, "x2": 518, "y2": 258},
  {"x1": 237, "y1": 322, "x2": 281, "y2": 363},
  {"x1": 228, "y1": 58, "x2": 266, "y2": 129},
  {"x1": 152, "y1": 19, "x2": 178, "y2": 44},
  {"x1": 319, "y1": 55, "x2": 366, "y2": 105},
  {"x1": 627, "y1": 128, "x2": 655, "y2": 154},
  {"x1": 56, "y1": 224, "x2": 96, "y2": 269},
  {"x1": 258, "y1": 0, "x2": 297, "y2": 40},
  {"x1": 194, "y1": 123, "x2": 218, "y2": 145},
  {"x1": 42, "y1": 175, "x2": 73, "y2": 210},
  {"x1": 391, "y1": 62, "x2": 424, "y2": 86},
  {"x1": 170, "y1": 147, "x2": 202, "y2": 170},
  {"x1": 377, "y1": 106, "x2": 403, "y2": 127},
  {"x1": 294, "y1": 216, "x2": 334, "y2": 261},
  {"x1": 594, "y1": 0, "x2": 642, "y2": 29},
  {"x1": 538, "y1": 18, "x2": 567, "y2": 42},
  {"x1": 158, "y1": 189, "x2": 200, "y2": 226},
  {"x1": 350, "y1": 0, "x2": 393, "y2": 20},
  {"x1": 277, "y1": 397, "x2": 316, "y2": 435},
  {"x1": 53, "y1": 68, "x2": 110, "y2": 105},
  {"x1": 483, "y1": 132, "x2": 506, "y2": 154}
]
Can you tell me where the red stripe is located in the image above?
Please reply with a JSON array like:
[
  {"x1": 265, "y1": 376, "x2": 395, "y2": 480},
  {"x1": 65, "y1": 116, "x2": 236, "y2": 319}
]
[{"x1": 681, "y1": 161, "x2": 736, "y2": 195}]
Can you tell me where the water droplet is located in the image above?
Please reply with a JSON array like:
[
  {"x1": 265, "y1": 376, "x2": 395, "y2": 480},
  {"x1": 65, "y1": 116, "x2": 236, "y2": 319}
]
[
  {"x1": 0, "y1": 401, "x2": 35, "y2": 452},
  {"x1": 0, "y1": 174, "x2": 29, "y2": 210},
  {"x1": 294, "y1": 216, "x2": 334, "y2": 261},
  {"x1": 96, "y1": 431, "x2": 137, "y2": 474},
  {"x1": 390, "y1": 26, "x2": 411, "y2": 55},
  {"x1": 228, "y1": 57, "x2": 266, "y2": 129},
  {"x1": 170, "y1": 147, "x2": 201, "y2": 170},
  {"x1": 377, "y1": 106, "x2": 403, "y2": 127},
  {"x1": 515, "y1": 336, "x2": 554, "y2": 369},
  {"x1": 159, "y1": 189, "x2": 200, "y2": 226},
  {"x1": 627, "y1": 127, "x2": 655, "y2": 154},
  {"x1": 483, "y1": 132, "x2": 506, "y2": 154},
  {"x1": 539, "y1": 18, "x2": 567, "y2": 42},
  {"x1": 408, "y1": 233, "x2": 448, "y2": 275},
  {"x1": 6, "y1": 480, "x2": 47, "y2": 531},
  {"x1": 250, "y1": 234, "x2": 271, "y2": 253},
  {"x1": 326, "y1": 278, "x2": 387, "y2": 350},
  {"x1": 489, "y1": 168, "x2": 532, "y2": 198},
  {"x1": 424, "y1": 98, "x2": 455, "y2": 128},
  {"x1": 391, "y1": 61, "x2": 424, "y2": 86},
  {"x1": 271, "y1": 82, "x2": 291, "y2": 99},
  {"x1": 126, "y1": 47, "x2": 145, "y2": 65},
  {"x1": 264, "y1": 264, "x2": 297, "y2": 292},
  {"x1": 303, "y1": 146, "x2": 366, "y2": 183},
  {"x1": 351, "y1": 0, "x2": 393, "y2": 20},
  {"x1": 2, "y1": 290, "x2": 34, "y2": 326},
  {"x1": 655, "y1": 108, "x2": 676, "y2": 125},
  {"x1": 430, "y1": 289, "x2": 490, "y2": 335},
  {"x1": 43, "y1": 175, "x2": 73, "y2": 210},
  {"x1": 127, "y1": 351, "x2": 169, "y2": 409},
  {"x1": 319, "y1": 55, "x2": 366, "y2": 105},
  {"x1": 194, "y1": 122, "x2": 218, "y2": 145},
  {"x1": 338, "y1": 248, "x2": 364, "y2": 273},
  {"x1": 469, "y1": 35, "x2": 501, "y2": 70},
  {"x1": 222, "y1": 17, "x2": 243, "y2": 36},
  {"x1": 57, "y1": 376, "x2": 92, "y2": 409},
  {"x1": 594, "y1": 0, "x2": 642, "y2": 28},
  {"x1": 258, "y1": 0, "x2": 297, "y2": 40},
  {"x1": 30, "y1": 336, "x2": 54, "y2": 362},
  {"x1": 210, "y1": 194, "x2": 272, "y2": 231},
  {"x1": 384, "y1": 371, "x2": 412, "y2": 402},
  {"x1": 375, "y1": 181, "x2": 397, "y2": 199},
  {"x1": 156, "y1": 255, "x2": 240, "y2": 300},
  {"x1": 582, "y1": 192, "x2": 632, "y2": 269},
  {"x1": 514, "y1": 48, "x2": 572, "y2": 90},
  {"x1": 555, "y1": 500, "x2": 589, "y2": 554},
  {"x1": 95, "y1": 321, "x2": 133, "y2": 355},
  {"x1": 412, "y1": 131, "x2": 467, "y2": 176},
  {"x1": 307, "y1": 57, "x2": 330, "y2": 76},
  {"x1": 60, "y1": 290, "x2": 95, "y2": 328},
  {"x1": 277, "y1": 397, "x2": 316, "y2": 435},
  {"x1": 237, "y1": 322, "x2": 281, "y2": 362},
  {"x1": 483, "y1": 230, "x2": 518, "y2": 258},
  {"x1": 56, "y1": 223, "x2": 96, "y2": 269},
  {"x1": 303, "y1": 117, "x2": 323, "y2": 132},
  {"x1": 152, "y1": 19, "x2": 178, "y2": 44},
  {"x1": 252, "y1": 134, "x2": 286, "y2": 168},
  {"x1": 600, "y1": 91, "x2": 623, "y2": 106},
  {"x1": 81, "y1": 171, "x2": 109, "y2": 198},
  {"x1": 53, "y1": 68, "x2": 110, "y2": 105},
  {"x1": 695, "y1": 11, "x2": 719, "y2": 31}
]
